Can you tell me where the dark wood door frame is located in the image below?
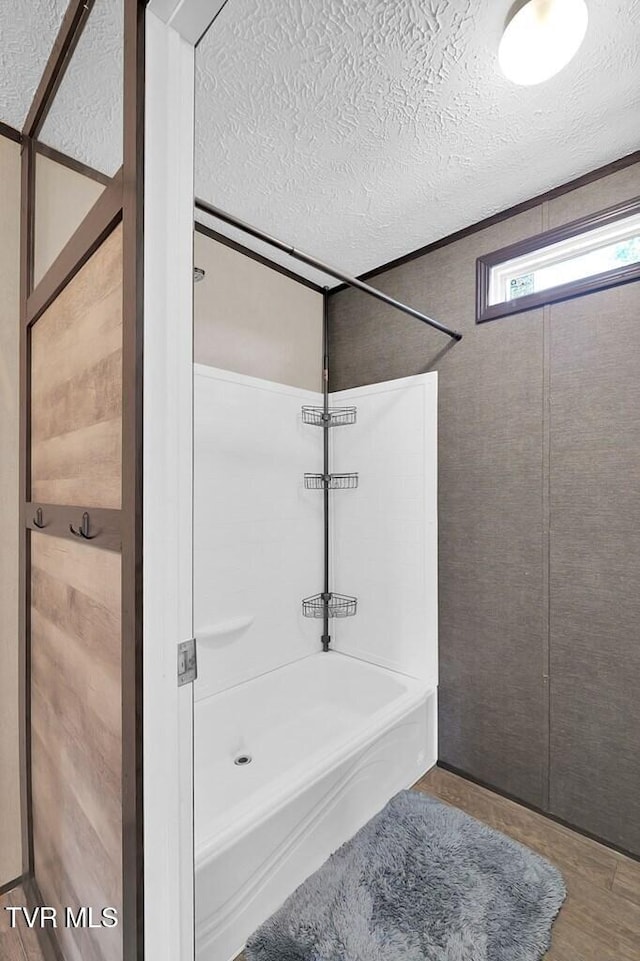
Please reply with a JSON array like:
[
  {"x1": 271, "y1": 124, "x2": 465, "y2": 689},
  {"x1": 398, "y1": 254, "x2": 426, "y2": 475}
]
[
  {"x1": 16, "y1": 2, "x2": 146, "y2": 959},
  {"x1": 121, "y1": 2, "x2": 146, "y2": 958}
]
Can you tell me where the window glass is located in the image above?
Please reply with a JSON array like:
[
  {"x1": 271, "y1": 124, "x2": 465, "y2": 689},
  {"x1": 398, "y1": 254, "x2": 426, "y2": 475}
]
[{"x1": 489, "y1": 211, "x2": 640, "y2": 306}]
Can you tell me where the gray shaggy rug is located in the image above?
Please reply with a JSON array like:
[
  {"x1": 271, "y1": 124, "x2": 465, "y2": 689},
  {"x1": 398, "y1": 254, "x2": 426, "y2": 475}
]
[{"x1": 246, "y1": 790, "x2": 566, "y2": 961}]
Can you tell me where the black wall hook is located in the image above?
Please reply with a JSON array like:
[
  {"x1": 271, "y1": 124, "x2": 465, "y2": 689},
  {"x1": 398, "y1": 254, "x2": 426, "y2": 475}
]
[
  {"x1": 33, "y1": 507, "x2": 46, "y2": 529},
  {"x1": 69, "y1": 511, "x2": 97, "y2": 540}
]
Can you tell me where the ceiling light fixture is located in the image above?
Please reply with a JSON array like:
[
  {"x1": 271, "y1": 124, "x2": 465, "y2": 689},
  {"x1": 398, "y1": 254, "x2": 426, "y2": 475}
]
[{"x1": 499, "y1": 0, "x2": 588, "y2": 86}]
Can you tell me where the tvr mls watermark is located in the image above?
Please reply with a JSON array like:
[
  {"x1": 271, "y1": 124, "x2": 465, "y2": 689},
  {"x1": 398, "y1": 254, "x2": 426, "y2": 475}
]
[{"x1": 4, "y1": 906, "x2": 118, "y2": 928}]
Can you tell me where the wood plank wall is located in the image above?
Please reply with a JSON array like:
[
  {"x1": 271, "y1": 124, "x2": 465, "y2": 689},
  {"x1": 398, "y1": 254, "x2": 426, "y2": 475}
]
[{"x1": 28, "y1": 227, "x2": 124, "y2": 961}]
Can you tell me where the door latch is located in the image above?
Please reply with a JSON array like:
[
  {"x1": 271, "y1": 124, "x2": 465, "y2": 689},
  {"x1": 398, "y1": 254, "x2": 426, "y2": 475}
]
[{"x1": 178, "y1": 638, "x2": 197, "y2": 686}]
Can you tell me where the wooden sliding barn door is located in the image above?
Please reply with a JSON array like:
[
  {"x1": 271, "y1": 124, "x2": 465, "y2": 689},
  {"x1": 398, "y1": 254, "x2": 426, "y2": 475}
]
[
  {"x1": 26, "y1": 223, "x2": 124, "y2": 961},
  {"x1": 18, "y1": 4, "x2": 144, "y2": 959}
]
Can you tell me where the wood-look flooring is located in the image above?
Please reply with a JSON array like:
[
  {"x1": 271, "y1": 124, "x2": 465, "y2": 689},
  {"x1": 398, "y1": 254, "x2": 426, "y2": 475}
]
[
  {"x1": 0, "y1": 885, "x2": 52, "y2": 961},
  {"x1": 5, "y1": 768, "x2": 639, "y2": 961},
  {"x1": 236, "y1": 767, "x2": 640, "y2": 960},
  {"x1": 416, "y1": 769, "x2": 640, "y2": 961}
]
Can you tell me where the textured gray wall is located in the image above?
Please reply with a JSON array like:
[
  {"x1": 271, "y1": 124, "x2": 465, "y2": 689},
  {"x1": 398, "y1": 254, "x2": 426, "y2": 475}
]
[
  {"x1": 328, "y1": 162, "x2": 640, "y2": 853},
  {"x1": 548, "y1": 282, "x2": 640, "y2": 853}
]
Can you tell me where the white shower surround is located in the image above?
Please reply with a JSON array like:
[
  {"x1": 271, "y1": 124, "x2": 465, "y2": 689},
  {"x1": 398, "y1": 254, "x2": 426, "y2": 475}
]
[
  {"x1": 194, "y1": 365, "x2": 324, "y2": 698},
  {"x1": 331, "y1": 376, "x2": 439, "y2": 678},
  {"x1": 194, "y1": 366, "x2": 438, "y2": 960},
  {"x1": 195, "y1": 653, "x2": 436, "y2": 961}
]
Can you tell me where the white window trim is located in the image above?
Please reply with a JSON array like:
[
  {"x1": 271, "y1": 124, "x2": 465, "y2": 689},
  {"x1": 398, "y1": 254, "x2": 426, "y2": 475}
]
[{"x1": 489, "y1": 210, "x2": 640, "y2": 306}]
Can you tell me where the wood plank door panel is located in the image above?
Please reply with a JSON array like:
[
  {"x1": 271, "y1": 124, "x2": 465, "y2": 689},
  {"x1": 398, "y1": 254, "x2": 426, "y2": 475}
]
[
  {"x1": 31, "y1": 533, "x2": 122, "y2": 961},
  {"x1": 27, "y1": 224, "x2": 124, "y2": 961},
  {"x1": 30, "y1": 225, "x2": 123, "y2": 509}
]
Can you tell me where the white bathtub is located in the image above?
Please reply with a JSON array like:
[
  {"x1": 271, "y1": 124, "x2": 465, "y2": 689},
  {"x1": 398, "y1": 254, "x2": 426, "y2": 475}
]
[{"x1": 194, "y1": 651, "x2": 437, "y2": 961}]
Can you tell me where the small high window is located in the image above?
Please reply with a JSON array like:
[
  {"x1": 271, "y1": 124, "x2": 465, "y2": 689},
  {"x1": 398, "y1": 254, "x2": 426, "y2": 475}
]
[{"x1": 476, "y1": 197, "x2": 640, "y2": 323}]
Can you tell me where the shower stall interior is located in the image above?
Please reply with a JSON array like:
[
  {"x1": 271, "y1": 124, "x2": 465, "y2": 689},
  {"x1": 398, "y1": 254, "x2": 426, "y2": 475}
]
[
  {"x1": 191, "y1": 195, "x2": 456, "y2": 961},
  {"x1": 193, "y1": 302, "x2": 441, "y2": 960}
]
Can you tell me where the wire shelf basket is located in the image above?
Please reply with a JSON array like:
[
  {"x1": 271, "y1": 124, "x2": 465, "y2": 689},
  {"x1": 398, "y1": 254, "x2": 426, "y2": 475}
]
[
  {"x1": 304, "y1": 472, "x2": 359, "y2": 490},
  {"x1": 301, "y1": 405, "x2": 357, "y2": 427},
  {"x1": 302, "y1": 592, "x2": 358, "y2": 619}
]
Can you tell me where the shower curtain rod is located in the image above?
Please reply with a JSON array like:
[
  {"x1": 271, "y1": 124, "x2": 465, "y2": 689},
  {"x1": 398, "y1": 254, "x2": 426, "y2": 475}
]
[{"x1": 195, "y1": 198, "x2": 463, "y2": 342}]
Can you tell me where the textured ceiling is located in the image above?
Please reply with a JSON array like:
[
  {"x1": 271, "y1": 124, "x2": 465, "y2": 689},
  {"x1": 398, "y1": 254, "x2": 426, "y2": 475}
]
[
  {"x1": 0, "y1": 0, "x2": 123, "y2": 175},
  {"x1": 39, "y1": 0, "x2": 123, "y2": 175},
  {"x1": 2, "y1": 1, "x2": 638, "y2": 278},
  {"x1": 0, "y1": 0, "x2": 68, "y2": 129},
  {"x1": 195, "y1": 0, "x2": 640, "y2": 283}
]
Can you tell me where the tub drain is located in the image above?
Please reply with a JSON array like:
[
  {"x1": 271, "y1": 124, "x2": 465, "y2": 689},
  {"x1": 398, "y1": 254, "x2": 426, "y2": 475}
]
[{"x1": 234, "y1": 754, "x2": 252, "y2": 766}]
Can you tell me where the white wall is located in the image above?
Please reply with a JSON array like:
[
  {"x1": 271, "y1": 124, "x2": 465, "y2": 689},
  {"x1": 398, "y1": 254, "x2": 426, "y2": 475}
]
[
  {"x1": 331, "y1": 374, "x2": 438, "y2": 685},
  {"x1": 0, "y1": 133, "x2": 23, "y2": 886},
  {"x1": 194, "y1": 365, "x2": 324, "y2": 699}
]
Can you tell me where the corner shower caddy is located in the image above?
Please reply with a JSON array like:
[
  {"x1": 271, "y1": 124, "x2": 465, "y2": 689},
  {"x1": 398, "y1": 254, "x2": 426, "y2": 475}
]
[
  {"x1": 194, "y1": 199, "x2": 462, "y2": 653},
  {"x1": 301, "y1": 303, "x2": 358, "y2": 650}
]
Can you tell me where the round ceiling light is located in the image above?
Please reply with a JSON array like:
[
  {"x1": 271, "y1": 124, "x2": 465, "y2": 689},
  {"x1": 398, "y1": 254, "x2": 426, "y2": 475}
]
[{"x1": 499, "y1": 0, "x2": 589, "y2": 86}]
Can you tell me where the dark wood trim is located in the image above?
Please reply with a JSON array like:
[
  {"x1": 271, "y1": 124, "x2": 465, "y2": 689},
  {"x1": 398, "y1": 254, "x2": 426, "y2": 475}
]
[
  {"x1": 33, "y1": 140, "x2": 112, "y2": 187},
  {"x1": 0, "y1": 873, "x2": 29, "y2": 898},
  {"x1": 476, "y1": 194, "x2": 640, "y2": 324},
  {"x1": 22, "y1": 875, "x2": 65, "y2": 961},
  {"x1": 0, "y1": 120, "x2": 22, "y2": 144},
  {"x1": 329, "y1": 150, "x2": 640, "y2": 294},
  {"x1": 22, "y1": 0, "x2": 95, "y2": 139},
  {"x1": 26, "y1": 504, "x2": 122, "y2": 553},
  {"x1": 23, "y1": 141, "x2": 36, "y2": 300},
  {"x1": 26, "y1": 169, "x2": 124, "y2": 327},
  {"x1": 194, "y1": 217, "x2": 325, "y2": 293},
  {"x1": 18, "y1": 138, "x2": 35, "y2": 880},
  {"x1": 479, "y1": 193, "x2": 640, "y2": 267},
  {"x1": 121, "y1": 1, "x2": 145, "y2": 958},
  {"x1": 436, "y1": 761, "x2": 640, "y2": 863}
]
